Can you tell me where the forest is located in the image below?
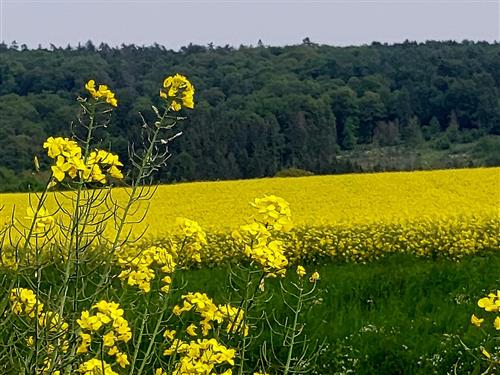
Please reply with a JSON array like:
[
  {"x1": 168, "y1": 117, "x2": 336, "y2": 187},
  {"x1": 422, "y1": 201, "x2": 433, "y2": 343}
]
[{"x1": 0, "y1": 40, "x2": 499, "y2": 191}]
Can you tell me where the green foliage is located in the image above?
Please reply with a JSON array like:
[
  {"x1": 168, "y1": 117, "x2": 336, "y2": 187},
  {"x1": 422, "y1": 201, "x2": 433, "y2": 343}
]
[
  {"x1": 373, "y1": 120, "x2": 400, "y2": 146},
  {"x1": 274, "y1": 167, "x2": 314, "y2": 178},
  {"x1": 433, "y1": 135, "x2": 452, "y2": 150},
  {"x1": 340, "y1": 116, "x2": 358, "y2": 150},
  {"x1": 402, "y1": 116, "x2": 424, "y2": 146},
  {"x1": 423, "y1": 116, "x2": 441, "y2": 141},
  {"x1": 1, "y1": 41, "x2": 500, "y2": 191},
  {"x1": 0, "y1": 167, "x2": 45, "y2": 192},
  {"x1": 472, "y1": 136, "x2": 500, "y2": 166}
]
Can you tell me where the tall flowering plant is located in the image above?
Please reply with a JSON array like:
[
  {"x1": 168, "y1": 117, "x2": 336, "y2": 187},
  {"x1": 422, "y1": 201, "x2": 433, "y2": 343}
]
[{"x1": 0, "y1": 74, "x2": 196, "y2": 373}]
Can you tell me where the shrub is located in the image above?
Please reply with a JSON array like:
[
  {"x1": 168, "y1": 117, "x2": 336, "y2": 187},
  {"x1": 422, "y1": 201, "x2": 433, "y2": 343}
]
[{"x1": 275, "y1": 167, "x2": 314, "y2": 178}]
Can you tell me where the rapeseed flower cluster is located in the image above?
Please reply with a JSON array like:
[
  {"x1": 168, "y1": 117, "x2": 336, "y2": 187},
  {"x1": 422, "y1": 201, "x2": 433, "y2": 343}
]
[
  {"x1": 10, "y1": 287, "x2": 43, "y2": 318},
  {"x1": 159, "y1": 73, "x2": 195, "y2": 111},
  {"x1": 470, "y1": 290, "x2": 500, "y2": 367},
  {"x1": 24, "y1": 206, "x2": 55, "y2": 235},
  {"x1": 233, "y1": 195, "x2": 292, "y2": 277},
  {"x1": 10, "y1": 288, "x2": 69, "y2": 339},
  {"x1": 478, "y1": 291, "x2": 500, "y2": 315},
  {"x1": 161, "y1": 338, "x2": 235, "y2": 374},
  {"x1": 175, "y1": 217, "x2": 208, "y2": 263},
  {"x1": 43, "y1": 137, "x2": 123, "y2": 185},
  {"x1": 471, "y1": 290, "x2": 500, "y2": 330},
  {"x1": 117, "y1": 245, "x2": 176, "y2": 293},
  {"x1": 172, "y1": 292, "x2": 249, "y2": 337},
  {"x1": 251, "y1": 195, "x2": 292, "y2": 232},
  {"x1": 77, "y1": 300, "x2": 131, "y2": 369},
  {"x1": 10, "y1": 288, "x2": 69, "y2": 373},
  {"x1": 78, "y1": 358, "x2": 118, "y2": 375},
  {"x1": 85, "y1": 79, "x2": 118, "y2": 107},
  {"x1": 116, "y1": 218, "x2": 206, "y2": 292},
  {"x1": 296, "y1": 266, "x2": 320, "y2": 283}
]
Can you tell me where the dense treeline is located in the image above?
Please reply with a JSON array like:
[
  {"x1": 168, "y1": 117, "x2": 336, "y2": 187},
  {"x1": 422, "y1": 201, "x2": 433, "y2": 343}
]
[{"x1": 0, "y1": 40, "x2": 499, "y2": 191}]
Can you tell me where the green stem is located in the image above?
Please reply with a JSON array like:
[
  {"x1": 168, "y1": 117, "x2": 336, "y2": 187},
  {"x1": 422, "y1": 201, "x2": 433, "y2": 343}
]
[
  {"x1": 137, "y1": 305, "x2": 168, "y2": 375},
  {"x1": 22, "y1": 175, "x2": 52, "y2": 252},
  {"x1": 33, "y1": 236, "x2": 42, "y2": 371},
  {"x1": 236, "y1": 271, "x2": 262, "y2": 375},
  {"x1": 110, "y1": 113, "x2": 169, "y2": 252},
  {"x1": 283, "y1": 281, "x2": 303, "y2": 375},
  {"x1": 129, "y1": 293, "x2": 150, "y2": 375}
]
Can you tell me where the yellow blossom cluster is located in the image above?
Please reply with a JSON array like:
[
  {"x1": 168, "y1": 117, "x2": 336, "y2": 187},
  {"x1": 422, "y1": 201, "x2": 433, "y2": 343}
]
[
  {"x1": 478, "y1": 291, "x2": 500, "y2": 314},
  {"x1": 88, "y1": 149, "x2": 124, "y2": 180},
  {"x1": 471, "y1": 291, "x2": 500, "y2": 329},
  {"x1": 172, "y1": 292, "x2": 249, "y2": 337},
  {"x1": 77, "y1": 300, "x2": 131, "y2": 369},
  {"x1": 239, "y1": 228, "x2": 287, "y2": 277},
  {"x1": 117, "y1": 245, "x2": 176, "y2": 293},
  {"x1": 175, "y1": 217, "x2": 208, "y2": 263},
  {"x1": 115, "y1": 218, "x2": 206, "y2": 293},
  {"x1": 85, "y1": 80, "x2": 118, "y2": 107},
  {"x1": 160, "y1": 73, "x2": 195, "y2": 111},
  {"x1": 296, "y1": 266, "x2": 320, "y2": 283},
  {"x1": 161, "y1": 338, "x2": 235, "y2": 375},
  {"x1": 250, "y1": 195, "x2": 292, "y2": 232},
  {"x1": 43, "y1": 137, "x2": 123, "y2": 185},
  {"x1": 10, "y1": 287, "x2": 44, "y2": 318},
  {"x1": 470, "y1": 290, "x2": 500, "y2": 366},
  {"x1": 232, "y1": 196, "x2": 292, "y2": 277},
  {"x1": 24, "y1": 206, "x2": 55, "y2": 235},
  {"x1": 9, "y1": 288, "x2": 69, "y2": 373},
  {"x1": 78, "y1": 359, "x2": 118, "y2": 375}
]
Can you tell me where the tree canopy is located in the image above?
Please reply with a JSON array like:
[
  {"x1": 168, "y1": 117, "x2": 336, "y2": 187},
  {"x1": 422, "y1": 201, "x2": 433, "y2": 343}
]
[{"x1": 1, "y1": 40, "x2": 499, "y2": 191}]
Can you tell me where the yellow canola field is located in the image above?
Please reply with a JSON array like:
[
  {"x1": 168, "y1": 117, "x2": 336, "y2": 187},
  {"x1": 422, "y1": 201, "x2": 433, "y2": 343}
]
[
  {"x1": 1, "y1": 167, "x2": 498, "y2": 237},
  {"x1": 0, "y1": 167, "x2": 498, "y2": 265}
]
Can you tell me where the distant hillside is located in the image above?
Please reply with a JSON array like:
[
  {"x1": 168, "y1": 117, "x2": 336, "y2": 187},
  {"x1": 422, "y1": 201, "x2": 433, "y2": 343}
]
[{"x1": 1, "y1": 40, "x2": 499, "y2": 191}]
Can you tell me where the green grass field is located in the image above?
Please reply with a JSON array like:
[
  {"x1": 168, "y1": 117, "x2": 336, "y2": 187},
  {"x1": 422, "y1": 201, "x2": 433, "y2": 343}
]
[
  {"x1": 174, "y1": 254, "x2": 499, "y2": 374},
  {"x1": 3, "y1": 253, "x2": 496, "y2": 374}
]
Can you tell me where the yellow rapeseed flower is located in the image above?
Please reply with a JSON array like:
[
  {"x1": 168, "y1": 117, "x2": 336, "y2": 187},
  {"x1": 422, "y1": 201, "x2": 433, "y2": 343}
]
[
  {"x1": 494, "y1": 316, "x2": 500, "y2": 330},
  {"x1": 160, "y1": 73, "x2": 195, "y2": 111},
  {"x1": 251, "y1": 195, "x2": 292, "y2": 232},
  {"x1": 115, "y1": 352, "x2": 129, "y2": 368},
  {"x1": 470, "y1": 314, "x2": 484, "y2": 327},
  {"x1": 9, "y1": 288, "x2": 43, "y2": 318},
  {"x1": 163, "y1": 329, "x2": 176, "y2": 341},
  {"x1": 481, "y1": 346, "x2": 491, "y2": 359},
  {"x1": 296, "y1": 265, "x2": 306, "y2": 277},
  {"x1": 103, "y1": 331, "x2": 116, "y2": 347},
  {"x1": 309, "y1": 271, "x2": 320, "y2": 283},
  {"x1": 78, "y1": 358, "x2": 118, "y2": 375},
  {"x1": 163, "y1": 338, "x2": 235, "y2": 373},
  {"x1": 478, "y1": 292, "x2": 500, "y2": 313},
  {"x1": 186, "y1": 323, "x2": 198, "y2": 337},
  {"x1": 85, "y1": 79, "x2": 118, "y2": 107}
]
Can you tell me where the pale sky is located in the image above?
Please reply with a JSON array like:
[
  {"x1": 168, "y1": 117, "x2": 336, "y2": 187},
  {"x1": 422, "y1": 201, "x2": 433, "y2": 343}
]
[{"x1": 1, "y1": 0, "x2": 499, "y2": 49}]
